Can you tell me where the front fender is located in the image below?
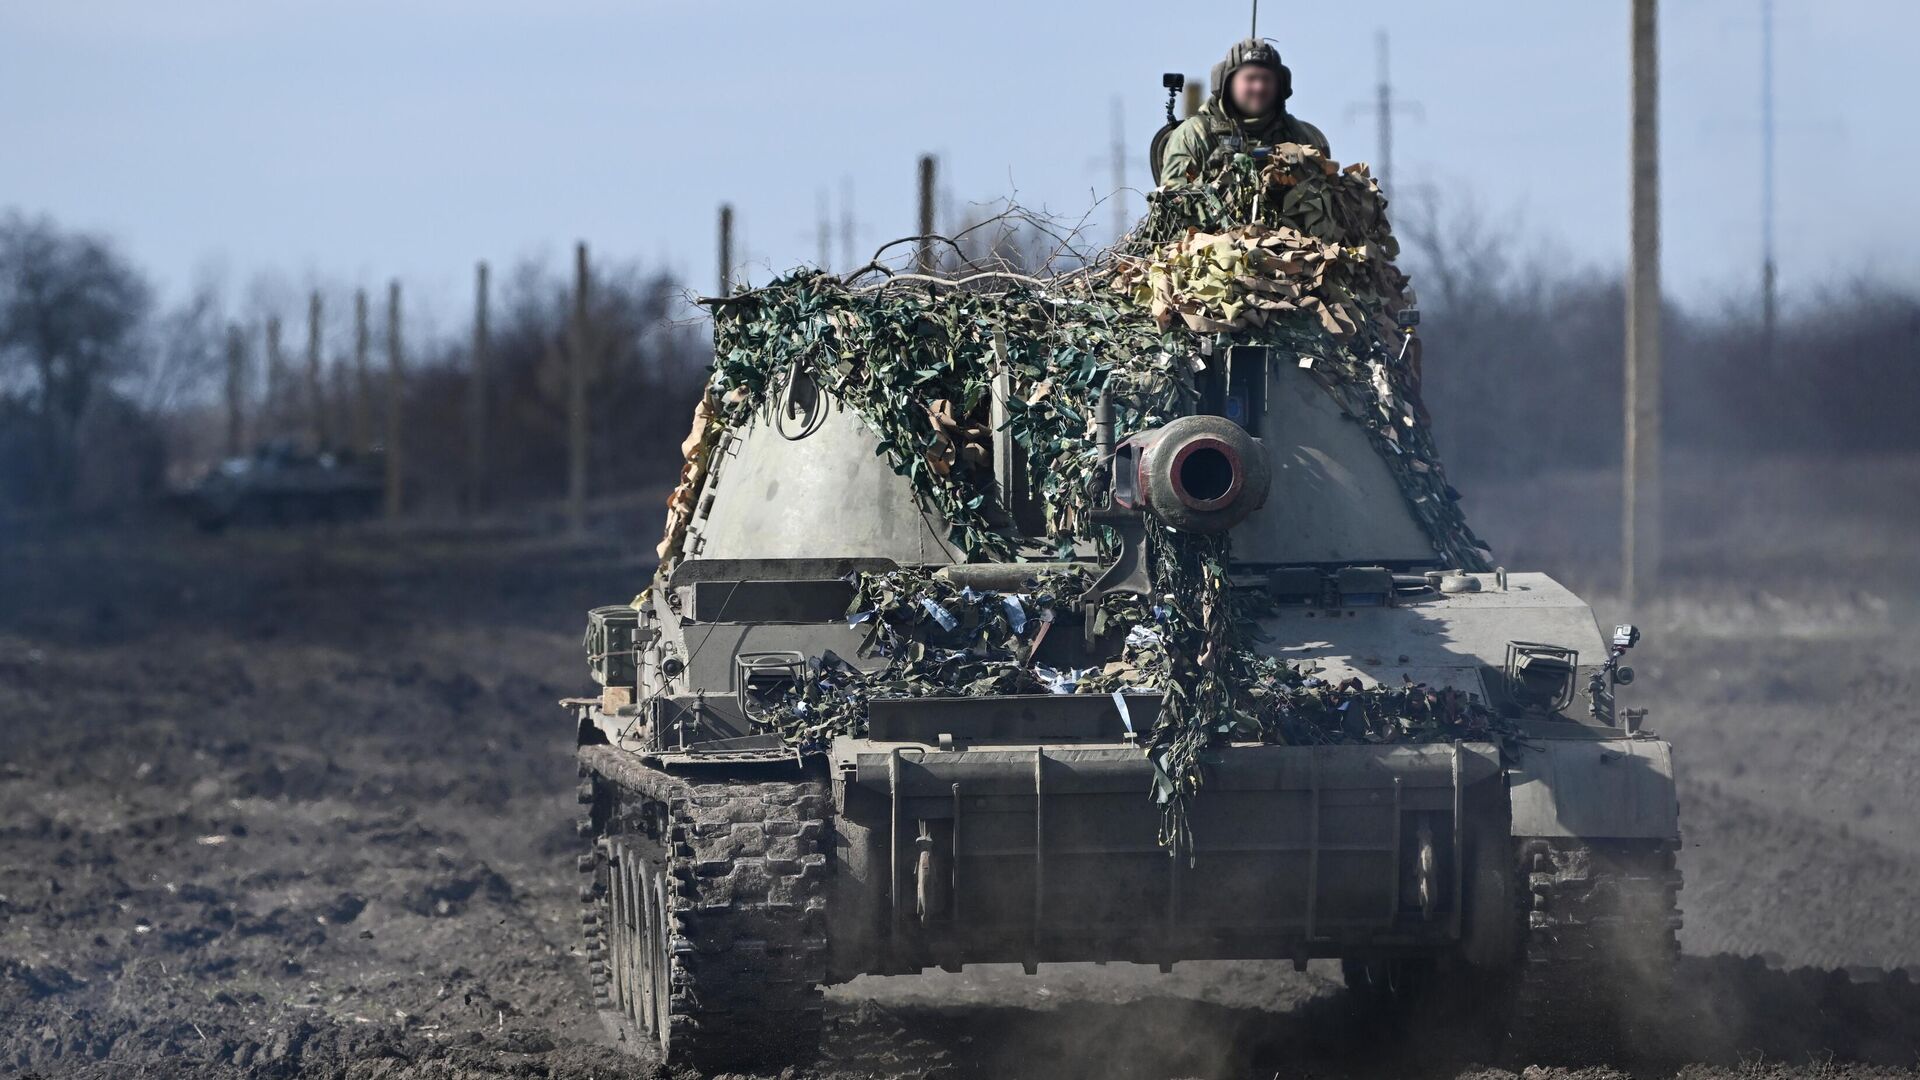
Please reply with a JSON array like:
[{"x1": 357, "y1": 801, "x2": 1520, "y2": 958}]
[{"x1": 1508, "y1": 738, "x2": 1679, "y2": 840}]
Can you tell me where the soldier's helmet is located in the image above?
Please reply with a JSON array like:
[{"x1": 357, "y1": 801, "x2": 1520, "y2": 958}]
[{"x1": 1209, "y1": 38, "x2": 1293, "y2": 109}]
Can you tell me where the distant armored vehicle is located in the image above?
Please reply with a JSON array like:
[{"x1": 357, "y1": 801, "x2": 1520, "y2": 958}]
[{"x1": 178, "y1": 442, "x2": 382, "y2": 530}]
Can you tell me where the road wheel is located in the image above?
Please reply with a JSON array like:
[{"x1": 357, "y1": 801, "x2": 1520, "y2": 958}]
[{"x1": 605, "y1": 837, "x2": 674, "y2": 1049}]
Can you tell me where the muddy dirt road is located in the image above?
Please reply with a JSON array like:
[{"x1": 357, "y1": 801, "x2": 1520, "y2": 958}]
[{"x1": 3, "y1": 459, "x2": 1918, "y2": 1079}]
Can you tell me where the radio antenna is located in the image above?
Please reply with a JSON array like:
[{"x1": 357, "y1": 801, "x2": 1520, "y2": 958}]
[{"x1": 1250, "y1": 0, "x2": 1259, "y2": 38}]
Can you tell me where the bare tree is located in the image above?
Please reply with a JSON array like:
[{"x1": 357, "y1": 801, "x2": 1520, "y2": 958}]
[
  {"x1": 1396, "y1": 189, "x2": 1533, "y2": 323},
  {"x1": 139, "y1": 282, "x2": 227, "y2": 415},
  {"x1": 0, "y1": 212, "x2": 152, "y2": 507},
  {"x1": 1393, "y1": 192, "x2": 1623, "y2": 481}
]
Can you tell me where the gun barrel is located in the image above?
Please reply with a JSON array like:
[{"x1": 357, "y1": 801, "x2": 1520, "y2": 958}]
[{"x1": 1118, "y1": 414, "x2": 1269, "y2": 533}]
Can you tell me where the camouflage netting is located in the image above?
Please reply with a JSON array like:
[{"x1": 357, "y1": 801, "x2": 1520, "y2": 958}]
[
  {"x1": 662, "y1": 145, "x2": 1486, "y2": 568},
  {"x1": 760, "y1": 560, "x2": 1510, "y2": 850},
  {"x1": 656, "y1": 144, "x2": 1498, "y2": 847}
]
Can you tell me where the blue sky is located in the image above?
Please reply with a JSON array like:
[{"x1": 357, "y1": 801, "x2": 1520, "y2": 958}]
[{"x1": 2, "y1": 1, "x2": 1909, "y2": 327}]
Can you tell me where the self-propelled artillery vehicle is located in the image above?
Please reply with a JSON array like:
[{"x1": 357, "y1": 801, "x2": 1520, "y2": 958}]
[
  {"x1": 566, "y1": 101, "x2": 1679, "y2": 1075},
  {"x1": 565, "y1": 357, "x2": 1680, "y2": 1070}
]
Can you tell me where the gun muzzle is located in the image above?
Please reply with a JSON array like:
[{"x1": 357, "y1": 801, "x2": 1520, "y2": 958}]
[{"x1": 1109, "y1": 415, "x2": 1270, "y2": 533}]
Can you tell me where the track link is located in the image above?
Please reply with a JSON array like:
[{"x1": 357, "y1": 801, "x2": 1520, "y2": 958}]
[
  {"x1": 576, "y1": 744, "x2": 830, "y2": 1072},
  {"x1": 1512, "y1": 838, "x2": 1683, "y2": 1059}
]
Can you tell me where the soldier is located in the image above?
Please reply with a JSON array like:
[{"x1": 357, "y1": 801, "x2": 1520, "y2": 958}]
[{"x1": 1159, "y1": 38, "x2": 1330, "y2": 185}]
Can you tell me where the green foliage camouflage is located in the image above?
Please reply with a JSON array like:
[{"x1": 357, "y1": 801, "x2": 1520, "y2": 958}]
[
  {"x1": 764, "y1": 565, "x2": 1098, "y2": 748},
  {"x1": 678, "y1": 143, "x2": 1498, "y2": 846},
  {"x1": 697, "y1": 144, "x2": 1487, "y2": 568},
  {"x1": 760, "y1": 561, "x2": 1512, "y2": 850}
]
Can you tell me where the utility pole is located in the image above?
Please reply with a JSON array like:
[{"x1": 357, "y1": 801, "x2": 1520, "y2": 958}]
[
  {"x1": 329, "y1": 353, "x2": 351, "y2": 451},
  {"x1": 305, "y1": 291, "x2": 325, "y2": 450},
  {"x1": 915, "y1": 154, "x2": 936, "y2": 275},
  {"x1": 1760, "y1": 0, "x2": 1778, "y2": 364},
  {"x1": 385, "y1": 281, "x2": 404, "y2": 519},
  {"x1": 1624, "y1": 0, "x2": 1662, "y2": 608},
  {"x1": 1345, "y1": 30, "x2": 1420, "y2": 196},
  {"x1": 352, "y1": 289, "x2": 371, "y2": 453},
  {"x1": 1110, "y1": 96, "x2": 1128, "y2": 243},
  {"x1": 264, "y1": 315, "x2": 284, "y2": 439},
  {"x1": 567, "y1": 242, "x2": 591, "y2": 537},
  {"x1": 224, "y1": 324, "x2": 246, "y2": 457},
  {"x1": 717, "y1": 204, "x2": 734, "y2": 297},
  {"x1": 839, "y1": 177, "x2": 856, "y2": 271},
  {"x1": 469, "y1": 260, "x2": 490, "y2": 514},
  {"x1": 817, "y1": 189, "x2": 832, "y2": 270},
  {"x1": 1375, "y1": 31, "x2": 1394, "y2": 192}
]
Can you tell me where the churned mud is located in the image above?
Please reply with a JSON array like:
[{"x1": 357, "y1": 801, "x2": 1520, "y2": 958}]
[{"x1": 4, "y1": 457, "x2": 1918, "y2": 1078}]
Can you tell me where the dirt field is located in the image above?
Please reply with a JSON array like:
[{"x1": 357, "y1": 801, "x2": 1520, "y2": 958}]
[{"x1": 3, "y1": 454, "x2": 1919, "y2": 1079}]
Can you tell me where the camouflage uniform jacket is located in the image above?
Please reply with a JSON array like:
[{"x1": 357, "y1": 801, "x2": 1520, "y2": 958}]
[{"x1": 1159, "y1": 98, "x2": 1332, "y2": 186}]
